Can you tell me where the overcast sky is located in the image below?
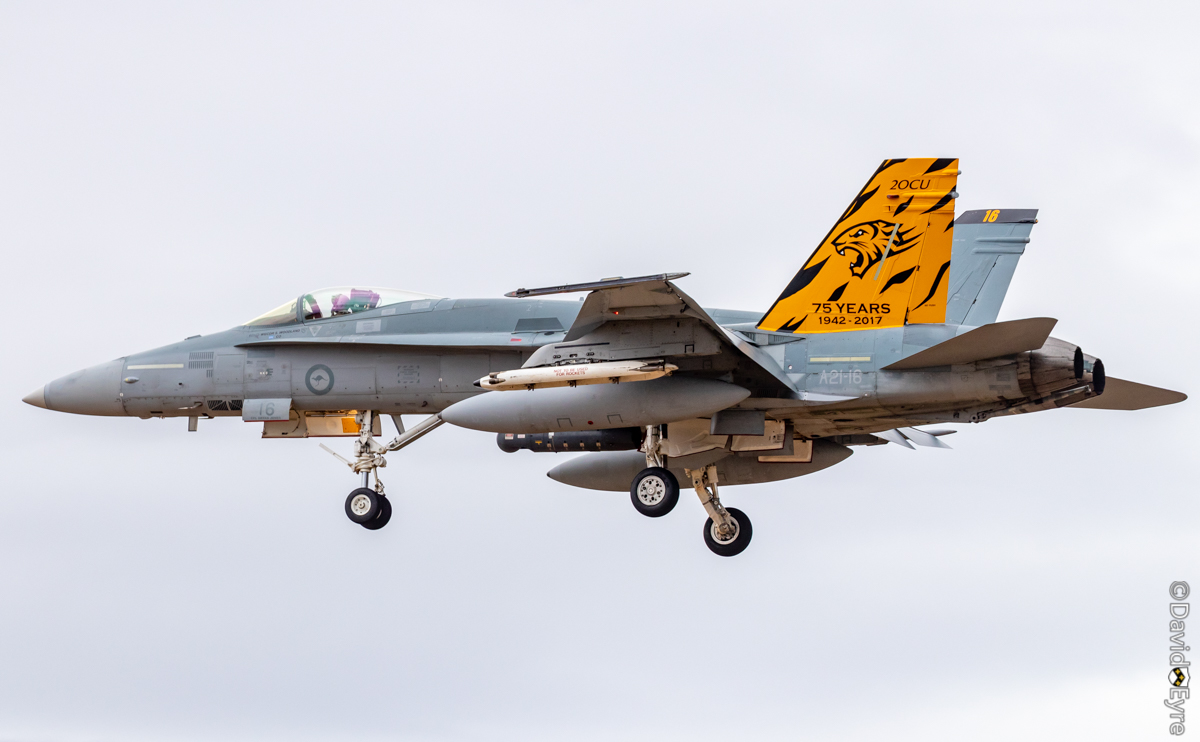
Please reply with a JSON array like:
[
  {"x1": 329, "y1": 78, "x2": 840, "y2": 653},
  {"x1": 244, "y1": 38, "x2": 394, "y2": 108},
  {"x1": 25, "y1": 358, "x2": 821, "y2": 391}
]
[{"x1": 1, "y1": 2, "x2": 1197, "y2": 740}]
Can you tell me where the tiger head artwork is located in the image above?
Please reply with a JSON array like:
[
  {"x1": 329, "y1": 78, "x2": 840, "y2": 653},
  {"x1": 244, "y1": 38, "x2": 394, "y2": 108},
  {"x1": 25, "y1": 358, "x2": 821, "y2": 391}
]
[{"x1": 828, "y1": 219, "x2": 922, "y2": 279}]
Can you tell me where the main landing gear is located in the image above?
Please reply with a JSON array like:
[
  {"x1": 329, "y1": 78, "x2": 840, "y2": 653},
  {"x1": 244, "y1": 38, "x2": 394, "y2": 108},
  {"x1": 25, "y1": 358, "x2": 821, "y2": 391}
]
[
  {"x1": 631, "y1": 467, "x2": 679, "y2": 517},
  {"x1": 630, "y1": 425, "x2": 753, "y2": 556},
  {"x1": 322, "y1": 411, "x2": 444, "y2": 531},
  {"x1": 690, "y1": 465, "x2": 752, "y2": 557}
]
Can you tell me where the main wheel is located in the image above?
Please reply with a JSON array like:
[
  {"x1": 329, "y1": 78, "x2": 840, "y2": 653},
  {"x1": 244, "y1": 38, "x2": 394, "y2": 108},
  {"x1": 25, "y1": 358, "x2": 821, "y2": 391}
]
[
  {"x1": 630, "y1": 467, "x2": 679, "y2": 517},
  {"x1": 361, "y1": 496, "x2": 392, "y2": 530},
  {"x1": 345, "y1": 488, "x2": 383, "y2": 524},
  {"x1": 702, "y1": 507, "x2": 752, "y2": 557}
]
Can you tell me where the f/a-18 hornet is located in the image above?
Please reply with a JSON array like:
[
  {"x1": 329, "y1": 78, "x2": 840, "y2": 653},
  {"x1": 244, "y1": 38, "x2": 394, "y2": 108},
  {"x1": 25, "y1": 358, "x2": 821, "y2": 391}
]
[{"x1": 24, "y1": 158, "x2": 1186, "y2": 555}]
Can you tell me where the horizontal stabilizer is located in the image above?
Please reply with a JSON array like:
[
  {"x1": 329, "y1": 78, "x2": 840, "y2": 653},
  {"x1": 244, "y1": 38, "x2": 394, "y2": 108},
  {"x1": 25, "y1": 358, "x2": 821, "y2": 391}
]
[
  {"x1": 883, "y1": 317, "x2": 1057, "y2": 370},
  {"x1": 1068, "y1": 377, "x2": 1187, "y2": 410}
]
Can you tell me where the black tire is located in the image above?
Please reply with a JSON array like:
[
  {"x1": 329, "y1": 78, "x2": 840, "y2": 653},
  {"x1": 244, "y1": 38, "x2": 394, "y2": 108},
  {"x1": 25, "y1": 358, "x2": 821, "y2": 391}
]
[
  {"x1": 361, "y1": 496, "x2": 392, "y2": 530},
  {"x1": 702, "y1": 507, "x2": 752, "y2": 557},
  {"x1": 345, "y1": 488, "x2": 382, "y2": 524},
  {"x1": 630, "y1": 467, "x2": 679, "y2": 517}
]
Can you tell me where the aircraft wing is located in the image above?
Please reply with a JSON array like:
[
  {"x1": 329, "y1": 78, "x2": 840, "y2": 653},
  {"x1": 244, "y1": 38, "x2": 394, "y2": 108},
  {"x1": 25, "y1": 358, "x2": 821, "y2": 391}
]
[
  {"x1": 508, "y1": 273, "x2": 719, "y2": 341},
  {"x1": 509, "y1": 274, "x2": 799, "y2": 395},
  {"x1": 1068, "y1": 377, "x2": 1187, "y2": 410}
]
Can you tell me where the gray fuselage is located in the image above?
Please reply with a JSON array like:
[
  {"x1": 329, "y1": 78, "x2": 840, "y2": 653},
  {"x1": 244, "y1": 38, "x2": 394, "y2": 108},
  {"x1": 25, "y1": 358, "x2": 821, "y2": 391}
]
[{"x1": 37, "y1": 294, "x2": 1095, "y2": 441}]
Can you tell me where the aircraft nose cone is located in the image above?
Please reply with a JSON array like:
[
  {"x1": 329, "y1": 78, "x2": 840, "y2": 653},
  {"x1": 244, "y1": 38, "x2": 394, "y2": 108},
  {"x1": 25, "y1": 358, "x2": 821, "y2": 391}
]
[
  {"x1": 22, "y1": 386, "x2": 48, "y2": 409},
  {"x1": 41, "y1": 359, "x2": 128, "y2": 416}
]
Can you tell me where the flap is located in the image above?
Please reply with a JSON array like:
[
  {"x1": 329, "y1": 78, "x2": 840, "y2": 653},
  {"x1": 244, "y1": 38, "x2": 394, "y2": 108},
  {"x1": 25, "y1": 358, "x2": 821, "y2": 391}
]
[{"x1": 883, "y1": 317, "x2": 1057, "y2": 370}]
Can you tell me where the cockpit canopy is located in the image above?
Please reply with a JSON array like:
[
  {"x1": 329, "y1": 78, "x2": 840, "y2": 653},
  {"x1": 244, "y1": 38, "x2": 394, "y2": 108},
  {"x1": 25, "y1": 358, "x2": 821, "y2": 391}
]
[{"x1": 245, "y1": 286, "x2": 443, "y2": 327}]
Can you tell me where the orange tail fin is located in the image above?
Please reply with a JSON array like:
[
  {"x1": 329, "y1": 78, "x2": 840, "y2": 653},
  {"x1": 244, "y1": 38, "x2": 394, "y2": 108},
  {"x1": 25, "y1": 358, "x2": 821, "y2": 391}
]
[{"x1": 758, "y1": 158, "x2": 958, "y2": 333}]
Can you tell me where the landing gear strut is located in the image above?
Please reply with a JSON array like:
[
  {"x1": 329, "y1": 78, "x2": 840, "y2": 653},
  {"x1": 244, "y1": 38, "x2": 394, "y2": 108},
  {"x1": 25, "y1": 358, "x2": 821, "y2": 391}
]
[
  {"x1": 630, "y1": 424, "x2": 679, "y2": 517},
  {"x1": 630, "y1": 425, "x2": 752, "y2": 555},
  {"x1": 687, "y1": 464, "x2": 752, "y2": 557},
  {"x1": 323, "y1": 410, "x2": 444, "y2": 531}
]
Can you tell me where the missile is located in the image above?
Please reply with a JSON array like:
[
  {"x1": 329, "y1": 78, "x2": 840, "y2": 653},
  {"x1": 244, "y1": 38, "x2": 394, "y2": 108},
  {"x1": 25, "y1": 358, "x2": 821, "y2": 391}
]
[
  {"x1": 496, "y1": 427, "x2": 643, "y2": 453},
  {"x1": 474, "y1": 360, "x2": 677, "y2": 391},
  {"x1": 442, "y1": 376, "x2": 750, "y2": 433}
]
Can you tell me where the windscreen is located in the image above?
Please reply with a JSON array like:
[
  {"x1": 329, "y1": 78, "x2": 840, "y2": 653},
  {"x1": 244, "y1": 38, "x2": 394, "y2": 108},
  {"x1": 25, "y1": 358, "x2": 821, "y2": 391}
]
[{"x1": 300, "y1": 287, "x2": 441, "y2": 321}]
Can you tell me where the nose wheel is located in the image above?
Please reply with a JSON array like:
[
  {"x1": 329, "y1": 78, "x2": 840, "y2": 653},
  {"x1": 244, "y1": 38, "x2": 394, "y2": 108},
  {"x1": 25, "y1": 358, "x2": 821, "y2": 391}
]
[
  {"x1": 322, "y1": 411, "x2": 445, "y2": 533},
  {"x1": 345, "y1": 488, "x2": 393, "y2": 530}
]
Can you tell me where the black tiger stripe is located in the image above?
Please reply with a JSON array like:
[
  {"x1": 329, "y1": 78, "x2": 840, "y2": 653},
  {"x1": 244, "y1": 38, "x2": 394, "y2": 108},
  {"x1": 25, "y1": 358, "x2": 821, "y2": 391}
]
[
  {"x1": 923, "y1": 158, "x2": 955, "y2": 175},
  {"x1": 911, "y1": 260, "x2": 951, "y2": 310},
  {"x1": 920, "y1": 189, "x2": 955, "y2": 214},
  {"x1": 780, "y1": 316, "x2": 806, "y2": 332},
  {"x1": 839, "y1": 186, "x2": 879, "y2": 225},
  {"x1": 757, "y1": 257, "x2": 829, "y2": 327},
  {"x1": 777, "y1": 257, "x2": 827, "y2": 300},
  {"x1": 880, "y1": 266, "x2": 916, "y2": 294}
]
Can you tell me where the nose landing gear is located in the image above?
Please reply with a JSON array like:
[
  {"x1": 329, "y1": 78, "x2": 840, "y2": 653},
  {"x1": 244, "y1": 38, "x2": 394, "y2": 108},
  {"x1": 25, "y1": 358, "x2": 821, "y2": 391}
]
[
  {"x1": 323, "y1": 411, "x2": 444, "y2": 531},
  {"x1": 345, "y1": 487, "x2": 393, "y2": 530}
]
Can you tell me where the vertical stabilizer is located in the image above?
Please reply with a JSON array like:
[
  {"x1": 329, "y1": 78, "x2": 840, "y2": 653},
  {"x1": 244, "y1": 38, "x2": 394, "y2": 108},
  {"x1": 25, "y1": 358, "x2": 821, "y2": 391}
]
[
  {"x1": 758, "y1": 158, "x2": 959, "y2": 334},
  {"x1": 945, "y1": 209, "x2": 1037, "y2": 326}
]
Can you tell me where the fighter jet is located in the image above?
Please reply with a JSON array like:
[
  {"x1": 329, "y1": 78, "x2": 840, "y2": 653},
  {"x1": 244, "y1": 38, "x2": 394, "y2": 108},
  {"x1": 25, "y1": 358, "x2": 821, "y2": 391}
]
[{"x1": 23, "y1": 158, "x2": 1186, "y2": 556}]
